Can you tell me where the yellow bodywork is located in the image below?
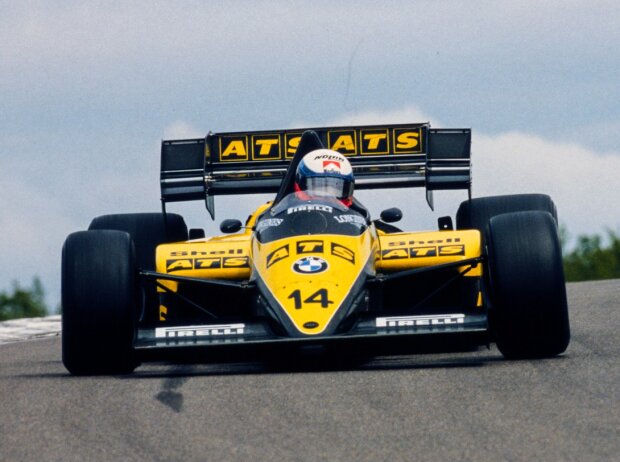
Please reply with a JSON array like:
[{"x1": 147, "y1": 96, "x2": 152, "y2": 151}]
[
  {"x1": 252, "y1": 231, "x2": 376, "y2": 335},
  {"x1": 156, "y1": 236, "x2": 252, "y2": 291},
  {"x1": 155, "y1": 203, "x2": 483, "y2": 335},
  {"x1": 377, "y1": 229, "x2": 482, "y2": 276},
  {"x1": 155, "y1": 202, "x2": 271, "y2": 291}
]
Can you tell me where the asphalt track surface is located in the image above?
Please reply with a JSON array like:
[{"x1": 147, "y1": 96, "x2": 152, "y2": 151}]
[{"x1": 1, "y1": 280, "x2": 619, "y2": 462}]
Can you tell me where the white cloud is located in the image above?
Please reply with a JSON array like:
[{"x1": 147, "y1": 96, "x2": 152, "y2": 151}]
[
  {"x1": 325, "y1": 107, "x2": 439, "y2": 127},
  {"x1": 163, "y1": 121, "x2": 205, "y2": 140},
  {"x1": 473, "y1": 132, "x2": 620, "y2": 238}
]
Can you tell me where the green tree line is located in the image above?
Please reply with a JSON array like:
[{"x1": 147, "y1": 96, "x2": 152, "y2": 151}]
[
  {"x1": 0, "y1": 277, "x2": 48, "y2": 321},
  {"x1": 562, "y1": 230, "x2": 620, "y2": 282},
  {"x1": 1, "y1": 230, "x2": 619, "y2": 321}
]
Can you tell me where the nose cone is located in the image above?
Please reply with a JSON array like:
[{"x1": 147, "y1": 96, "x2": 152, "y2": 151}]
[
  {"x1": 253, "y1": 234, "x2": 374, "y2": 336},
  {"x1": 278, "y1": 279, "x2": 344, "y2": 335}
]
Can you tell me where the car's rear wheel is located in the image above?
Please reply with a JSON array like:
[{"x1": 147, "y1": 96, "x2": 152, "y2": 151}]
[
  {"x1": 456, "y1": 194, "x2": 557, "y2": 236},
  {"x1": 62, "y1": 230, "x2": 138, "y2": 375},
  {"x1": 89, "y1": 213, "x2": 187, "y2": 270},
  {"x1": 486, "y1": 211, "x2": 570, "y2": 358},
  {"x1": 89, "y1": 213, "x2": 188, "y2": 323}
]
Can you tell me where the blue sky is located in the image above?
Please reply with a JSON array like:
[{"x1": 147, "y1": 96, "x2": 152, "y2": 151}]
[{"x1": 1, "y1": 1, "x2": 619, "y2": 308}]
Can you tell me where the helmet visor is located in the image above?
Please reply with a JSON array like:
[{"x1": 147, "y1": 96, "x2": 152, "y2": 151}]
[{"x1": 302, "y1": 176, "x2": 354, "y2": 200}]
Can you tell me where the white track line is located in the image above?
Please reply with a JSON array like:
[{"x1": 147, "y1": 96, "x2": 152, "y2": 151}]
[{"x1": 0, "y1": 315, "x2": 61, "y2": 345}]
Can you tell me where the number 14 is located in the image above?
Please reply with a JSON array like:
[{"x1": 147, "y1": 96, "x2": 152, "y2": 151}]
[{"x1": 288, "y1": 288, "x2": 333, "y2": 310}]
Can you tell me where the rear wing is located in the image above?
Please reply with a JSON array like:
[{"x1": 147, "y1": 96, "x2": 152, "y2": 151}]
[{"x1": 160, "y1": 123, "x2": 471, "y2": 218}]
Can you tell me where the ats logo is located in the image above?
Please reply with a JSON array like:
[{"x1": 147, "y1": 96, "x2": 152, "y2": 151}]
[
  {"x1": 263, "y1": 240, "x2": 356, "y2": 269},
  {"x1": 219, "y1": 134, "x2": 285, "y2": 161},
  {"x1": 266, "y1": 244, "x2": 290, "y2": 268},
  {"x1": 296, "y1": 240, "x2": 324, "y2": 254},
  {"x1": 381, "y1": 245, "x2": 465, "y2": 260},
  {"x1": 326, "y1": 128, "x2": 422, "y2": 156},
  {"x1": 217, "y1": 126, "x2": 424, "y2": 162},
  {"x1": 166, "y1": 256, "x2": 249, "y2": 272}
]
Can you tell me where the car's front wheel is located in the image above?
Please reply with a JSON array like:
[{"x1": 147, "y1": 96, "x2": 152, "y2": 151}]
[
  {"x1": 486, "y1": 211, "x2": 570, "y2": 359},
  {"x1": 62, "y1": 230, "x2": 138, "y2": 375}
]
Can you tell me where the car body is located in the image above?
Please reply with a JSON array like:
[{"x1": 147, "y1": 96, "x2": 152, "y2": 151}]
[{"x1": 61, "y1": 123, "x2": 570, "y2": 375}]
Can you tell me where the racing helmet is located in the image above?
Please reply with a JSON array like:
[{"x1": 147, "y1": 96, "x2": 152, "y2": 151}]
[{"x1": 295, "y1": 149, "x2": 354, "y2": 202}]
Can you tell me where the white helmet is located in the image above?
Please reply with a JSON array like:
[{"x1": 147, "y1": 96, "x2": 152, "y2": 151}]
[{"x1": 294, "y1": 149, "x2": 354, "y2": 202}]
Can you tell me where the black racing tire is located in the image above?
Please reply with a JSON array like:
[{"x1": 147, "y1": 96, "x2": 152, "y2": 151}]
[
  {"x1": 62, "y1": 230, "x2": 139, "y2": 375},
  {"x1": 486, "y1": 211, "x2": 570, "y2": 359},
  {"x1": 89, "y1": 213, "x2": 187, "y2": 271},
  {"x1": 89, "y1": 213, "x2": 187, "y2": 323},
  {"x1": 456, "y1": 194, "x2": 557, "y2": 235}
]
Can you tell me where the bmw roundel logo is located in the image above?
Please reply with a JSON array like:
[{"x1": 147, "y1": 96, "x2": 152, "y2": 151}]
[{"x1": 292, "y1": 256, "x2": 329, "y2": 274}]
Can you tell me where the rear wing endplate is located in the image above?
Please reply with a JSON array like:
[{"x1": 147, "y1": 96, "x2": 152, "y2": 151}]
[{"x1": 160, "y1": 123, "x2": 471, "y2": 218}]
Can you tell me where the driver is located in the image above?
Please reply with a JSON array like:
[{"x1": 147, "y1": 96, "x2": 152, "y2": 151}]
[{"x1": 294, "y1": 149, "x2": 354, "y2": 207}]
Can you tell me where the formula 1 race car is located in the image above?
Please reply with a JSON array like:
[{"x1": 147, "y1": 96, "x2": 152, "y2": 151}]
[{"x1": 61, "y1": 123, "x2": 570, "y2": 375}]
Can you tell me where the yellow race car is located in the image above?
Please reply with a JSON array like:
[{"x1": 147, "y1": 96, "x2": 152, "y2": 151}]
[{"x1": 61, "y1": 123, "x2": 570, "y2": 375}]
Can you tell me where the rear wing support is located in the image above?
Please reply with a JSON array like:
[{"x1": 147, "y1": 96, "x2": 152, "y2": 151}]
[
  {"x1": 160, "y1": 138, "x2": 206, "y2": 204},
  {"x1": 425, "y1": 128, "x2": 472, "y2": 209},
  {"x1": 160, "y1": 124, "x2": 471, "y2": 218}
]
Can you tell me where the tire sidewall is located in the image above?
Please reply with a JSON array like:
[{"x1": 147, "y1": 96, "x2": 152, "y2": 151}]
[
  {"x1": 485, "y1": 211, "x2": 570, "y2": 358},
  {"x1": 62, "y1": 230, "x2": 138, "y2": 374}
]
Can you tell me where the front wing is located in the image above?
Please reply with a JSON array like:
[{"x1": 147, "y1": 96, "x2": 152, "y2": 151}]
[{"x1": 134, "y1": 312, "x2": 489, "y2": 362}]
